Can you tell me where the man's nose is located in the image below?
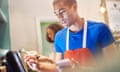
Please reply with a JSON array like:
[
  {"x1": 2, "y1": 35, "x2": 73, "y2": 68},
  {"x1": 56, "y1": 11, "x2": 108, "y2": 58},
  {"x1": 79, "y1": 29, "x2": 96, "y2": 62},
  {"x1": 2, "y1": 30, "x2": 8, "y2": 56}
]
[{"x1": 57, "y1": 14, "x2": 63, "y2": 19}]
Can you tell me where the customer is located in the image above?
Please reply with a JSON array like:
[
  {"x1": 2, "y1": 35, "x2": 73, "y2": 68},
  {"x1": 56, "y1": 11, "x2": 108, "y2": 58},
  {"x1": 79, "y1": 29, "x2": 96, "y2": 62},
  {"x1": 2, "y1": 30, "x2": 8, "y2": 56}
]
[
  {"x1": 46, "y1": 23, "x2": 64, "y2": 60},
  {"x1": 46, "y1": 23, "x2": 64, "y2": 43}
]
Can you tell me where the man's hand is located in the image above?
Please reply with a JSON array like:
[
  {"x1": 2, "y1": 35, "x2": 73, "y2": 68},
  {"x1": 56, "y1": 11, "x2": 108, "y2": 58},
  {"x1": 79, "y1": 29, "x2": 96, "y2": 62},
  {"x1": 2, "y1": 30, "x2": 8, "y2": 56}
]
[{"x1": 24, "y1": 55, "x2": 58, "y2": 72}]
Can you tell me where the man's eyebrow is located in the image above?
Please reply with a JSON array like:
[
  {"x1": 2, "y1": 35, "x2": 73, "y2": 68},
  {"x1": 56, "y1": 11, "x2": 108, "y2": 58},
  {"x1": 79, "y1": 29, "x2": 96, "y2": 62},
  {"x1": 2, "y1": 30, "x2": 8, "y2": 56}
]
[
  {"x1": 59, "y1": 8, "x2": 65, "y2": 11},
  {"x1": 59, "y1": 8, "x2": 65, "y2": 13},
  {"x1": 54, "y1": 8, "x2": 65, "y2": 14}
]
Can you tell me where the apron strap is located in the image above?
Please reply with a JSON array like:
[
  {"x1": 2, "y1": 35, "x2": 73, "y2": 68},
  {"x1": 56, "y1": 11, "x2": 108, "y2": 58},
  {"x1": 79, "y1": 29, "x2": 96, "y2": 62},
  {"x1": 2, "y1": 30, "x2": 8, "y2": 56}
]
[
  {"x1": 66, "y1": 20, "x2": 88, "y2": 50},
  {"x1": 66, "y1": 28, "x2": 69, "y2": 51},
  {"x1": 83, "y1": 20, "x2": 88, "y2": 48}
]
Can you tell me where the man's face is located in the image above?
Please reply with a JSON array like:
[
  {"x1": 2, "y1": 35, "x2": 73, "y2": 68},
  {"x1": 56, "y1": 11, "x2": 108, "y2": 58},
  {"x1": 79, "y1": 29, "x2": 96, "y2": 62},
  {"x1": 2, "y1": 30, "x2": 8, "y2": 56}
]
[{"x1": 53, "y1": 2, "x2": 76, "y2": 27}]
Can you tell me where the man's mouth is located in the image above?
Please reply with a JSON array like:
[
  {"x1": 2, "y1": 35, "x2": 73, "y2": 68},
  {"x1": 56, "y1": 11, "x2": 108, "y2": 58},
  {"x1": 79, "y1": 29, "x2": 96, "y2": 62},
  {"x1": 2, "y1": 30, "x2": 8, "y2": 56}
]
[{"x1": 59, "y1": 19, "x2": 69, "y2": 26}]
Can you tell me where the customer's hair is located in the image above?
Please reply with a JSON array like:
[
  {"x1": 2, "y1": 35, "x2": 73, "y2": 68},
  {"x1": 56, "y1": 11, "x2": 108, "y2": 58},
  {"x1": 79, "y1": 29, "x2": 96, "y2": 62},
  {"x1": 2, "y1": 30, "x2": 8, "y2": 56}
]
[
  {"x1": 53, "y1": 0, "x2": 77, "y2": 7},
  {"x1": 46, "y1": 23, "x2": 64, "y2": 43}
]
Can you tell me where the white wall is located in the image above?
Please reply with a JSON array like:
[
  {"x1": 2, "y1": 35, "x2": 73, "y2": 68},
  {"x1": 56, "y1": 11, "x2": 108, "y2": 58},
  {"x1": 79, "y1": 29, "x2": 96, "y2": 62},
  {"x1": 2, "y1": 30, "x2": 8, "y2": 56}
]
[
  {"x1": 77, "y1": 0, "x2": 104, "y2": 21},
  {"x1": 9, "y1": 0, "x2": 104, "y2": 52}
]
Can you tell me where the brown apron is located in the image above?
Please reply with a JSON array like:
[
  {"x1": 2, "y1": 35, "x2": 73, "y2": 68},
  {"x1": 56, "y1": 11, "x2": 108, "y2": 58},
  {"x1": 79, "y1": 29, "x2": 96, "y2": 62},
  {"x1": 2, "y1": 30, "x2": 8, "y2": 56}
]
[{"x1": 64, "y1": 20, "x2": 95, "y2": 66}]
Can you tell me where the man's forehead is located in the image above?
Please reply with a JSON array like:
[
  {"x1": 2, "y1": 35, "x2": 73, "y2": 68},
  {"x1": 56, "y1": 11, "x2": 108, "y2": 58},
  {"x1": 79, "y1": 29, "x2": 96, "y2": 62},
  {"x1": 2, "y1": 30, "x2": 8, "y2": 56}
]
[
  {"x1": 53, "y1": 0, "x2": 65, "y2": 6},
  {"x1": 53, "y1": 1, "x2": 66, "y2": 9}
]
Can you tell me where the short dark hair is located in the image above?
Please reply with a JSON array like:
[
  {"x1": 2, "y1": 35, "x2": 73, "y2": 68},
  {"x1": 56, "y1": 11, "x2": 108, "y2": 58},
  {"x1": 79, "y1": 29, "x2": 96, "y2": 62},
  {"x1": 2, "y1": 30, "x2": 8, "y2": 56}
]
[
  {"x1": 53, "y1": 0, "x2": 77, "y2": 7},
  {"x1": 46, "y1": 23, "x2": 64, "y2": 43}
]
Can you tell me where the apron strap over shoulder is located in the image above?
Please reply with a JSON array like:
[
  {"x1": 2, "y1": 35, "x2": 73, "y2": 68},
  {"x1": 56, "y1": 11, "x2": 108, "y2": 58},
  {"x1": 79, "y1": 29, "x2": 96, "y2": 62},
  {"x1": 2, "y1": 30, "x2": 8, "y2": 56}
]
[
  {"x1": 66, "y1": 19, "x2": 88, "y2": 50},
  {"x1": 66, "y1": 28, "x2": 69, "y2": 51},
  {"x1": 83, "y1": 20, "x2": 87, "y2": 48}
]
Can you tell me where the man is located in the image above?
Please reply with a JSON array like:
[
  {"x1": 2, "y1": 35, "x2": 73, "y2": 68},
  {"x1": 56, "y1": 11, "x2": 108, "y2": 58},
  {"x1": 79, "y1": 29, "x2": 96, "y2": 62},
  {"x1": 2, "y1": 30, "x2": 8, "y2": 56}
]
[
  {"x1": 53, "y1": 0, "x2": 116, "y2": 61},
  {"x1": 24, "y1": 55, "x2": 58, "y2": 72}
]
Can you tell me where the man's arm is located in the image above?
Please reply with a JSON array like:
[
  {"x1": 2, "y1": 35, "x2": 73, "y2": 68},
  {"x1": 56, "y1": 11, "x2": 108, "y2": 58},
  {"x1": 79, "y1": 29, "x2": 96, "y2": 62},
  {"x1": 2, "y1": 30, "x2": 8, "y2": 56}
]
[
  {"x1": 103, "y1": 43, "x2": 117, "y2": 59},
  {"x1": 55, "y1": 53, "x2": 62, "y2": 61}
]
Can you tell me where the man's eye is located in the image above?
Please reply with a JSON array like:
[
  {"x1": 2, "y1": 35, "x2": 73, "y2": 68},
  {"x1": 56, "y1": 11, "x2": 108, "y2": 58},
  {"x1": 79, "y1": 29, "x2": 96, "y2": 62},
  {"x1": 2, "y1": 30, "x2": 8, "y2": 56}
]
[
  {"x1": 54, "y1": 12, "x2": 57, "y2": 15},
  {"x1": 59, "y1": 9, "x2": 65, "y2": 14},
  {"x1": 54, "y1": 8, "x2": 65, "y2": 16}
]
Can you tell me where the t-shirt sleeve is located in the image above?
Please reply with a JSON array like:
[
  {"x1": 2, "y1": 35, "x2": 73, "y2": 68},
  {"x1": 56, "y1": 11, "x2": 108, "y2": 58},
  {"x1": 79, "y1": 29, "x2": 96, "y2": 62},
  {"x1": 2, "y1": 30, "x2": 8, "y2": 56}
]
[
  {"x1": 54, "y1": 33, "x2": 63, "y2": 53},
  {"x1": 99, "y1": 24, "x2": 115, "y2": 48},
  {"x1": 54, "y1": 42, "x2": 62, "y2": 52}
]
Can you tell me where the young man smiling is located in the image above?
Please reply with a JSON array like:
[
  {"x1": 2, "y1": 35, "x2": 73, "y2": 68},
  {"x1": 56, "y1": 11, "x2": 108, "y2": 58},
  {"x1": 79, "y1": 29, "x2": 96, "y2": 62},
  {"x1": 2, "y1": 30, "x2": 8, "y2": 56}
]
[{"x1": 53, "y1": 0, "x2": 116, "y2": 61}]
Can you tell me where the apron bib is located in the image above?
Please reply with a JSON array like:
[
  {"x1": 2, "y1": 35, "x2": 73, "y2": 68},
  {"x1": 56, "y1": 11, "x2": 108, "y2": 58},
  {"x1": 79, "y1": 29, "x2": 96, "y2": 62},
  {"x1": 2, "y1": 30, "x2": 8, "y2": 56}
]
[{"x1": 64, "y1": 20, "x2": 95, "y2": 66}]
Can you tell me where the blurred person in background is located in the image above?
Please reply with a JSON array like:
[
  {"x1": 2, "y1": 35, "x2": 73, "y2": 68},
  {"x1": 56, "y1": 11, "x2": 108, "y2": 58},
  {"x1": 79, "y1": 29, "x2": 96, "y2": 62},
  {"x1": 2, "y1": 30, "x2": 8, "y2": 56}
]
[{"x1": 46, "y1": 23, "x2": 64, "y2": 60}]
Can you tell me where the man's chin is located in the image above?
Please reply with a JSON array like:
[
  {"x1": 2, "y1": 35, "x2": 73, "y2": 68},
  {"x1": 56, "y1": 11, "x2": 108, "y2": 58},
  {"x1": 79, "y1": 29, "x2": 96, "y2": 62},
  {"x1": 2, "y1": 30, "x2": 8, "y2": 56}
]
[{"x1": 62, "y1": 24, "x2": 69, "y2": 27}]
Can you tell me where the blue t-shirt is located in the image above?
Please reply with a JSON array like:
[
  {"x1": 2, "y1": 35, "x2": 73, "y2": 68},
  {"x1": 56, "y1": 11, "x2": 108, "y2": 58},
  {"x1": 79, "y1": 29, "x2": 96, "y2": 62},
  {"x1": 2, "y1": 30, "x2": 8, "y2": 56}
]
[{"x1": 54, "y1": 20, "x2": 115, "y2": 58}]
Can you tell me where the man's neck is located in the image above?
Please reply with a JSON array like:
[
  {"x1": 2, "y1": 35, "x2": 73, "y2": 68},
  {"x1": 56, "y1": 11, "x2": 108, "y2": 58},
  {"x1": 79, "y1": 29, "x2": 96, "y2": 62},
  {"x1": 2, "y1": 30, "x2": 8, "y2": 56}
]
[{"x1": 69, "y1": 18, "x2": 84, "y2": 32}]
